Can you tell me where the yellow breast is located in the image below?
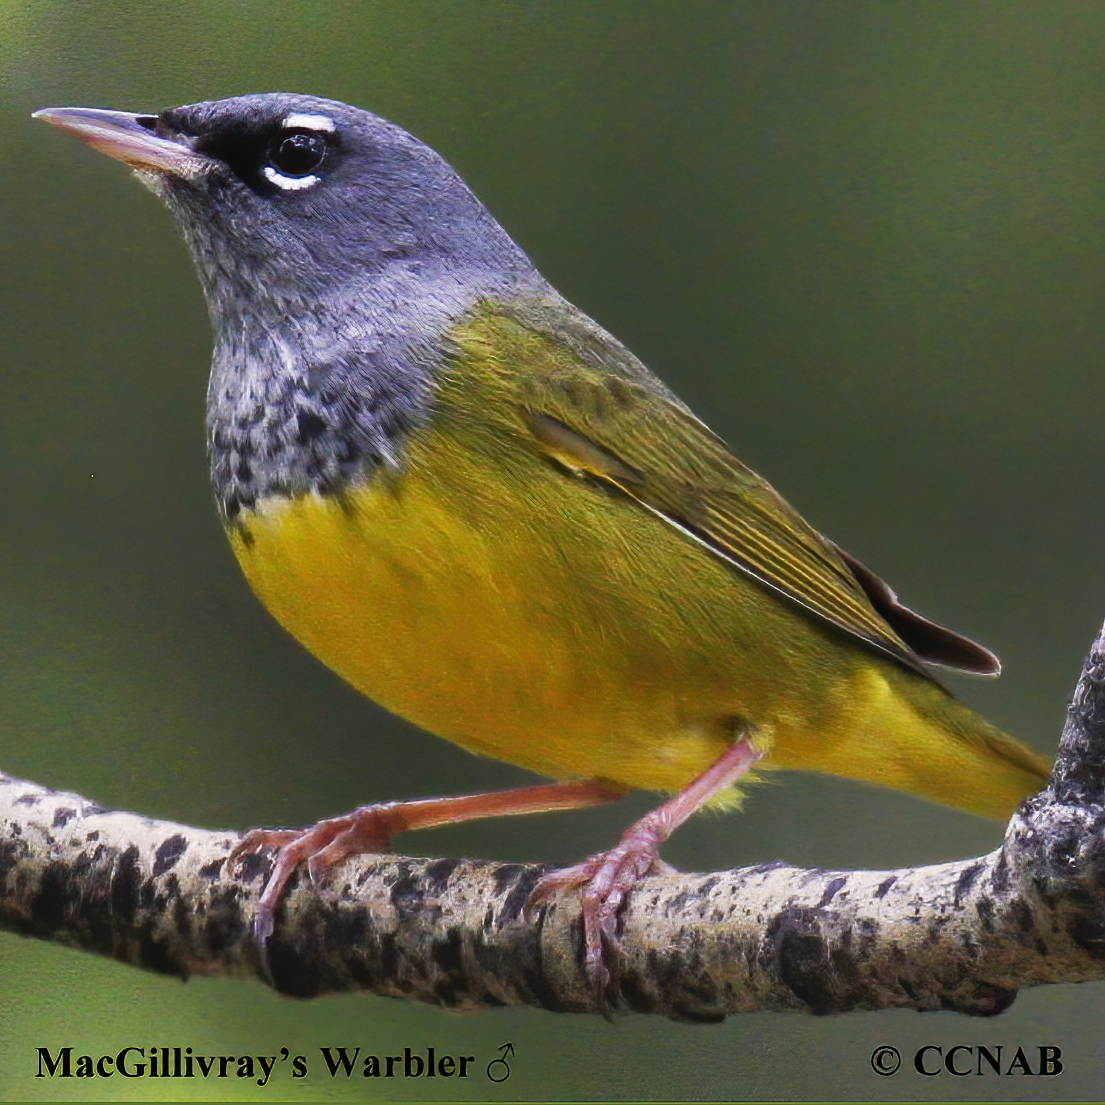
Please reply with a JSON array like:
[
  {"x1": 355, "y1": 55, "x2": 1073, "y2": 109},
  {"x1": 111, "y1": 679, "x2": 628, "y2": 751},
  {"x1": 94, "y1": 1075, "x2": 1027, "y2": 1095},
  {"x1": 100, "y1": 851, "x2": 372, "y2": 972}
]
[
  {"x1": 226, "y1": 364, "x2": 1047, "y2": 817},
  {"x1": 227, "y1": 414, "x2": 846, "y2": 795}
]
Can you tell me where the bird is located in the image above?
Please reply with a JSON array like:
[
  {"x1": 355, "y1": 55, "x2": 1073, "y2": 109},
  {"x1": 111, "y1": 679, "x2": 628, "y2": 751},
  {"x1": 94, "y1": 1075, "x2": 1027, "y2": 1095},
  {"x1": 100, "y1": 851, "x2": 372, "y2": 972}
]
[{"x1": 35, "y1": 94, "x2": 1051, "y2": 990}]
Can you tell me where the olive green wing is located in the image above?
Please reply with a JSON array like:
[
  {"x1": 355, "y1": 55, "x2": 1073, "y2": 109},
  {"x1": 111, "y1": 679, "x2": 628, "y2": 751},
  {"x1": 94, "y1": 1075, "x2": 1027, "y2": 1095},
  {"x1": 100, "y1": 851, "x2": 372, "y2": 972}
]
[{"x1": 465, "y1": 304, "x2": 999, "y2": 678}]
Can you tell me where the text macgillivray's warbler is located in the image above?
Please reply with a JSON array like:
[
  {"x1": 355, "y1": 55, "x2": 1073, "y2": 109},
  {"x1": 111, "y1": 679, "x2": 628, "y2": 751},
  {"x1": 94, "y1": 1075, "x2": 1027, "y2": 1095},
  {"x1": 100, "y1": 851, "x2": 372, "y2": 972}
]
[{"x1": 36, "y1": 94, "x2": 1051, "y2": 986}]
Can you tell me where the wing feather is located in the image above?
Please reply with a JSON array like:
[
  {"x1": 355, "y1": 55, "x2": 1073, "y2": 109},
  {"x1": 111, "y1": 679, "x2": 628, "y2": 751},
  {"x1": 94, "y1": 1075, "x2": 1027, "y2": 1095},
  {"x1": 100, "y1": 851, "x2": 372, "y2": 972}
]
[{"x1": 453, "y1": 303, "x2": 998, "y2": 678}]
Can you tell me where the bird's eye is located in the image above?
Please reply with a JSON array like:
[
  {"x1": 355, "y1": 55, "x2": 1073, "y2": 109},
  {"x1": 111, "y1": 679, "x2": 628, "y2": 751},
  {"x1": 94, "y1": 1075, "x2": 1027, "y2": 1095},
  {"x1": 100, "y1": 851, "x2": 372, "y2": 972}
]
[{"x1": 269, "y1": 131, "x2": 327, "y2": 176}]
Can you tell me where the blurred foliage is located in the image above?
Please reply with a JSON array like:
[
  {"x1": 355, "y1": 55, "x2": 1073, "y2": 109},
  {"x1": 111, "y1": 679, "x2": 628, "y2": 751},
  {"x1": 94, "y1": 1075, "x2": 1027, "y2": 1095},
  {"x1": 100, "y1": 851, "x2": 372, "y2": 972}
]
[{"x1": 2, "y1": 1, "x2": 1105, "y2": 1099}]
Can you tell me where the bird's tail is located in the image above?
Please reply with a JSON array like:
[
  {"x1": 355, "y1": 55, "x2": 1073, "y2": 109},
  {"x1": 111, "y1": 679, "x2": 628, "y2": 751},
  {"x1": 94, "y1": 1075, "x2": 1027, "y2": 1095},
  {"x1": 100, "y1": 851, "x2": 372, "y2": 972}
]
[
  {"x1": 894, "y1": 673, "x2": 1052, "y2": 819},
  {"x1": 774, "y1": 664, "x2": 1052, "y2": 820}
]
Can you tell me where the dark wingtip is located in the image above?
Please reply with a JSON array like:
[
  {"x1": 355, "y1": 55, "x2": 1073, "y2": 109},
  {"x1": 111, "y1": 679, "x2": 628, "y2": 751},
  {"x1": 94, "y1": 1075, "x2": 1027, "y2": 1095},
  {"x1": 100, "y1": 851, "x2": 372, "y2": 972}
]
[{"x1": 836, "y1": 548, "x2": 1001, "y2": 676}]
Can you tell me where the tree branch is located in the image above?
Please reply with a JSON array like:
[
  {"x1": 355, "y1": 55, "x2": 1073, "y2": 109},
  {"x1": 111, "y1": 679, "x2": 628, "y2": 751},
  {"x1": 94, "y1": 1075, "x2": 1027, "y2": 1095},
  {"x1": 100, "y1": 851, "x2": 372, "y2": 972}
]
[{"x1": 4, "y1": 623, "x2": 1105, "y2": 1019}]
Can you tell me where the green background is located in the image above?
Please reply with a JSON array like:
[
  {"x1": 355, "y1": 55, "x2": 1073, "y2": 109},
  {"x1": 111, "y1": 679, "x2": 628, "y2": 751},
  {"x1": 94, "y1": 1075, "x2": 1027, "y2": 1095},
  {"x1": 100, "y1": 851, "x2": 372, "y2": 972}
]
[{"x1": 3, "y1": 0, "x2": 1105, "y2": 1099}]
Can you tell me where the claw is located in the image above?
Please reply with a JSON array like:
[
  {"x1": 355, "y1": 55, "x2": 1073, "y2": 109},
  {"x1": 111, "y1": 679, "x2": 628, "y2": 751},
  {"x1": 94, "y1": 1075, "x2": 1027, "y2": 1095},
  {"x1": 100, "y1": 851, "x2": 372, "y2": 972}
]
[
  {"x1": 229, "y1": 827, "x2": 303, "y2": 862},
  {"x1": 529, "y1": 813, "x2": 670, "y2": 997},
  {"x1": 528, "y1": 736, "x2": 761, "y2": 1001},
  {"x1": 226, "y1": 781, "x2": 623, "y2": 971},
  {"x1": 229, "y1": 807, "x2": 396, "y2": 950}
]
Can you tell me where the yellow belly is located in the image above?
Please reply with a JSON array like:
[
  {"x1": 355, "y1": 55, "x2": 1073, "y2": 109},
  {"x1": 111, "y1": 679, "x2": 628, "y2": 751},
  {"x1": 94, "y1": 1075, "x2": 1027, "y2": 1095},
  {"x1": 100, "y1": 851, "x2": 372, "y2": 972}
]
[
  {"x1": 227, "y1": 418, "x2": 1047, "y2": 816},
  {"x1": 228, "y1": 419, "x2": 840, "y2": 793}
]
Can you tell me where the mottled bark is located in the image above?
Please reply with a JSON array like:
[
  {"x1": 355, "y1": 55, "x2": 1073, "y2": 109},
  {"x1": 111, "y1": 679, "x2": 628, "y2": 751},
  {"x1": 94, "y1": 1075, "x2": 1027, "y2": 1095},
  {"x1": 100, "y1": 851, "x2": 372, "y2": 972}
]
[{"x1": 3, "y1": 624, "x2": 1105, "y2": 1019}]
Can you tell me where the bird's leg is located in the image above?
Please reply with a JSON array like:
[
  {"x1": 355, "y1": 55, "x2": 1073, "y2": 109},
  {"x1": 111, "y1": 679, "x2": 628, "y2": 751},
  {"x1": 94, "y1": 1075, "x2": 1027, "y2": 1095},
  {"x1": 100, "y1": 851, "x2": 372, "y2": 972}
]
[
  {"x1": 231, "y1": 780, "x2": 625, "y2": 944},
  {"x1": 528, "y1": 734, "x2": 763, "y2": 996}
]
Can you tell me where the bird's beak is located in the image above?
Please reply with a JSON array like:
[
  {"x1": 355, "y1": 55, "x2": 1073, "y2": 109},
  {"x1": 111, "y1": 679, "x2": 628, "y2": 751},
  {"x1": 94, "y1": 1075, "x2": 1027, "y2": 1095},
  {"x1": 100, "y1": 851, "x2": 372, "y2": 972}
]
[{"x1": 32, "y1": 107, "x2": 210, "y2": 179}]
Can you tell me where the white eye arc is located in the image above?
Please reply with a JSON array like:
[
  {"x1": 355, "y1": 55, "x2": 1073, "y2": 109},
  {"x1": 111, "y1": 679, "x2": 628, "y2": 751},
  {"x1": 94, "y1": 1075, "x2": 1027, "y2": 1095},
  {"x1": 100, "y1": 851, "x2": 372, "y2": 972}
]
[
  {"x1": 281, "y1": 113, "x2": 336, "y2": 133},
  {"x1": 261, "y1": 165, "x2": 321, "y2": 191},
  {"x1": 261, "y1": 114, "x2": 336, "y2": 191}
]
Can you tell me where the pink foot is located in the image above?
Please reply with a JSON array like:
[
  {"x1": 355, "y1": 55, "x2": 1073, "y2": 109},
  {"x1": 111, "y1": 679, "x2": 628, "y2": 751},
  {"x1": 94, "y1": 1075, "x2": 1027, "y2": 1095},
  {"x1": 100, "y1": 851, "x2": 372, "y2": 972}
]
[
  {"x1": 231, "y1": 805, "x2": 398, "y2": 943},
  {"x1": 527, "y1": 736, "x2": 762, "y2": 998},
  {"x1": 529, "y1": 810, "x2": 679, "y2": 992},
  {"x1": 229, "y1": 781, "x2": 623, "y2": 954}
]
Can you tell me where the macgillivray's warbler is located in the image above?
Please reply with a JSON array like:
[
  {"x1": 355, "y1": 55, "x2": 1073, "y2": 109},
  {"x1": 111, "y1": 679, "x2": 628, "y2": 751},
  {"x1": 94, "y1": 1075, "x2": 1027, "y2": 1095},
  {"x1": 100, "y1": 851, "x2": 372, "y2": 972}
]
[{"x1": 35, "y1": 95, "x2": 1051, "y2": 987}]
